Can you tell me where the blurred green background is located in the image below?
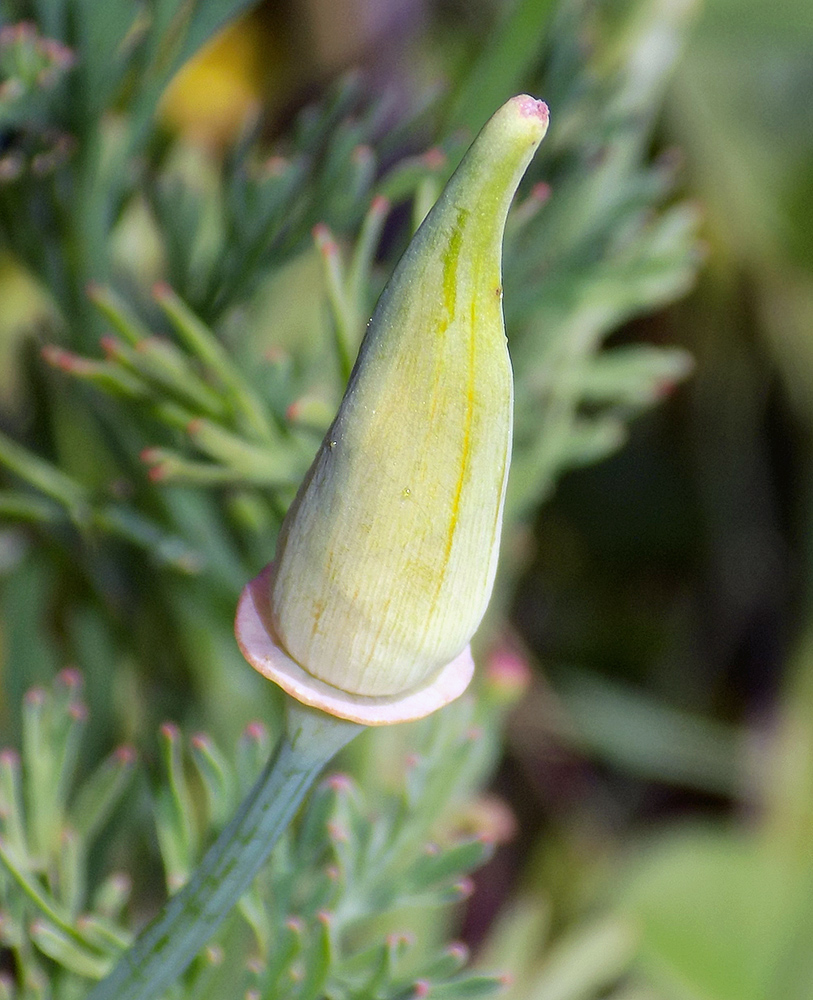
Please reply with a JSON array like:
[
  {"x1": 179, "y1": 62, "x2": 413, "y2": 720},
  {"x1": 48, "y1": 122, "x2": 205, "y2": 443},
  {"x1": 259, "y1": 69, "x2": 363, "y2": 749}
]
[{"x1": 0, "y1": 0, "x2": 812, "y2": 997}]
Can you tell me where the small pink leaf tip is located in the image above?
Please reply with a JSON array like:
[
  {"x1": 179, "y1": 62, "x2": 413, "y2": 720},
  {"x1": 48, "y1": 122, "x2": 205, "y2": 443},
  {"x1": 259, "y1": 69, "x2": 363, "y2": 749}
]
[
  {"x1": 326, "y1": 773, "x2": 354, "y2": 792},
  {"x1": 57, "y1": 666, "x2": 83, "y2": 689},
  {"x1": 516, "y1": 95, "x2": 549, "y2": 124},
  {"x1": 115, "y1": 745, "x2": 137, "y2": 764}
]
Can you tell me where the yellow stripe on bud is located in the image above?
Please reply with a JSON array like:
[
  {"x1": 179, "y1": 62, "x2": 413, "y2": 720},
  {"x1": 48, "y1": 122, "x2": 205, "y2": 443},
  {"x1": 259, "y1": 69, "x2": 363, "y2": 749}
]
[{"x1": 251, "y1": 96, "x2": 549, "y2": 703}]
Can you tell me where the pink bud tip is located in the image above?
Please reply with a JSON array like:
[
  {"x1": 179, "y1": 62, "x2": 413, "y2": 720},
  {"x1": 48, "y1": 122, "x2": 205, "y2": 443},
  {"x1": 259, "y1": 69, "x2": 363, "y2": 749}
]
[
  {"x1": 326, "y1": 773, "x2": 353, "y2": 792},
  {"x1": 317, "y1": 910, "x2": 332, "y2": 926},
  {"x1": 446, "y1": 942, "x2": 469, "y2": 961},
  {"x1": 187, "y1": 419, "x2": 203, "y2": 434},
  {"x1": 422, "y1": 147, "x2": 446, "y2": 169},
  {"x1": 148, "y1": 465, "x2": 168, "y2": 483},
  {"x1": 0, "y1": 749, "x2": 20, "y2": 766},
  {"x1": 486, "y1": 646, "x2": 532, "y2": 692},
  {"x1": 99, "y1": 335, "x2": 118, "y2": 356},
  {"x1": 109, "y1": 873, "x2": 132, "y2": 892},
  {"x1": 386, "y1": 931, "x2": 415, "y2": 947},
  {"x1": 68, "y1": 701, "x2": 88, "y2": 722},
  {"x1": 531, "y1": 181, "x2": 552, "y2": 203},
  {"x1": 515, "y1": 95, "x2": 549, "y2": 124},
  {"x1": 205, "y1": 944, "x2": 224, "y2": 965},
  {"x1": 151, "y1": 282, "x2": 172, "y2": 301},
  {"x1": 115, "y1": 745, "x2": 137, "y2": 764},
  {"x1": 454, "y1": 877, "x2": 475, "y2": 899},
  {"x1": 285, "y1": 916, "x2": 304, "y2": 934},
  {"x1": 160, "y1": 721, "x2": 180, "y2": 740},
  {"x1": 25, "y1": 687, "x2": 45, "y2": 706},
  {"x1": 57, "y1": 667, "x2": 83, "y2": 689},
  {"x1": 312, "y1": 224, "x2": 336, "y2": 254},
  {"x1": 370, "y1": 194, "x2": 390, "y2": 214},
  {"x1": 653, "y1": 379, "x2": 677, "y2": 399},
  {"x1": 384, "y1": 931, "x2": 415, "y2": 948},
  {"x1": 413, "y1": 980, "x2": 431, "y2": 998},
  {"x1": 244, "y1": 721, "x2": 267, "y2": 740},
  {"x1": 327, "y1": 821, "x2": 348, "y2": 842},
  {"x1": 191, "y1": 733, "x2": 211, "y2": 750},
  {"x1": 41, "y1": 345, "x2": 73, "y2": 370}
]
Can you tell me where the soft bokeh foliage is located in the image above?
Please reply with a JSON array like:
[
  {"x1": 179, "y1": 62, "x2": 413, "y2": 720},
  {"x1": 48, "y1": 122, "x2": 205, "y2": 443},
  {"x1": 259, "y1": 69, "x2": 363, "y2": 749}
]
[{"x1": 0, "y1": 0, "x2": 810, "y2": 998}]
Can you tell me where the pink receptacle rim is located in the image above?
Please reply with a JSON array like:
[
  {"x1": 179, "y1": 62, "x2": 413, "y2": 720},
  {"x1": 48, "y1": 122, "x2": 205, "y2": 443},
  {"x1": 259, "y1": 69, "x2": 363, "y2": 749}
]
[{"x1": 234, "y1": 564, "x2": 474, "y2": 725}]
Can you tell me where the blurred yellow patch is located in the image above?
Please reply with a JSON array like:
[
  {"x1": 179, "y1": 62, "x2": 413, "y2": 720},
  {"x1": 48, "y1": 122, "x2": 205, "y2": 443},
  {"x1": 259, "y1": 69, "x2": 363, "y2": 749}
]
[
  {"x1": 0, "y1": 254, "x2": 57, "y2": 407},
  {"x1": 159, "y1": 16, "x2": 267, "y2": 149}
]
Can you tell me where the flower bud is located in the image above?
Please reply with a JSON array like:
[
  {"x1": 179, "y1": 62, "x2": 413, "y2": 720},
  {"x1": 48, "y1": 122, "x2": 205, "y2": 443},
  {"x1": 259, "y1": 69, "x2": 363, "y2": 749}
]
[{"x1": 237, "y1": 95, "x2": 549, "y2": 721}]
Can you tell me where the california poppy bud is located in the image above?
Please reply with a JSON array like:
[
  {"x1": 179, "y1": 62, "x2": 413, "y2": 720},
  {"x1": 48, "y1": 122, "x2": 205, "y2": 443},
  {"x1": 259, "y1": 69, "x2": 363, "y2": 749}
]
[{"x1": 237, "y1": 95, "x2": 549, "y2": 722}]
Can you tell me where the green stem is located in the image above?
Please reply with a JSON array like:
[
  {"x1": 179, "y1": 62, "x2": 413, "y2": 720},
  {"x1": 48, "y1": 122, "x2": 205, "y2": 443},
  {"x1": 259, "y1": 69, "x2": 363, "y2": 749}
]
[
  {"x1": 0, "y1": 840, "x2": 98, "y2": 953},
  {"x1": 87, "y1": 700, "x2": 363, "y2": 1000}
]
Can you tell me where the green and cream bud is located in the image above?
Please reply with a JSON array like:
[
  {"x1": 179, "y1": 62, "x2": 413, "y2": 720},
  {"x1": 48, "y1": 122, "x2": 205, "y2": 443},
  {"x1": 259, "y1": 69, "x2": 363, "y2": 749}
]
[{"x1": 238, "y1": 95, "x2": 549, "y2": 715}]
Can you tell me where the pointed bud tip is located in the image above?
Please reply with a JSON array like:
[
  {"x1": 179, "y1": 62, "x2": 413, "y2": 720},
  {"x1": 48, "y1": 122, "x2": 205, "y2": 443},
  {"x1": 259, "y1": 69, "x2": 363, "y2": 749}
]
[
  {"x1": 531, "y1": 181, "x2": 552, "y2": 203},
  {"x1": 513, "y1": 95, "x2": 549, "y2": 124},
  {"x1": 57, "y1": 666, "x2": 83, "y2": 689},
  {"x1": 160, "y1": 721, "x2": 180, "y2": 740},
  {"x1": 68, "y1": 701, "x2": 88, "y2": 722},
  {"x1": 487, "y1": 652, "x2": 531, "y2": 693},
  {"x1": 422, "y1": 147, "x2": 446, "y2": 169},
  {"x1": 454, "y1": 876, "x2": 475, "y2": 899},
  {"x1": 326, "y1": 772, "x2": 354, "y2": 792},
  {"x1": 25, "y1": 687, "x2": 45, "y2": 706},
  {"x1": 115, "y1": 745, "x2": 137, "y2": 764},
  {"x1": 205, "y1": 944, "x2": 224, "y2": 966},
  {"x1": 41, "y1": 345, "x2": 73, "y2": 370},
  {"x1": 243, "y1": 720, "x2": 267, "y2": 741},
  {"x1": 387, "y1": 931, "x2": 415, "y2": 947}
]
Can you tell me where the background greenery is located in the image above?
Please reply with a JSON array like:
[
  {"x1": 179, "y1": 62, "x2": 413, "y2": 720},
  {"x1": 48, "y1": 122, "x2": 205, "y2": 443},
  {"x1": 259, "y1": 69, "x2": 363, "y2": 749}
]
[{"x1": 0, "y1": 0, "x2": 811, "y2": 998}]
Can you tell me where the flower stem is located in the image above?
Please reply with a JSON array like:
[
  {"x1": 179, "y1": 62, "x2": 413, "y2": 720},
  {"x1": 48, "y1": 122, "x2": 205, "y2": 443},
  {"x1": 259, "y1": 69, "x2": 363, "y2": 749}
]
[{"x1": 87, "y1": 700, "x2": 363, "y2": 1000}]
